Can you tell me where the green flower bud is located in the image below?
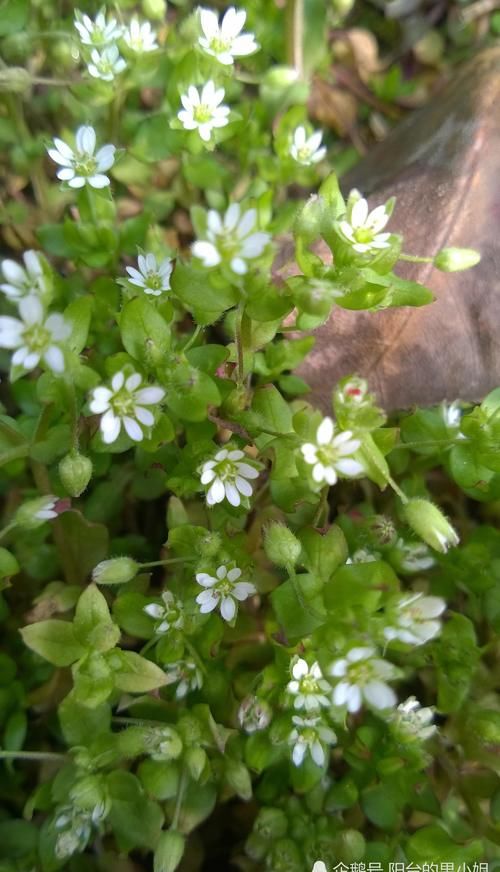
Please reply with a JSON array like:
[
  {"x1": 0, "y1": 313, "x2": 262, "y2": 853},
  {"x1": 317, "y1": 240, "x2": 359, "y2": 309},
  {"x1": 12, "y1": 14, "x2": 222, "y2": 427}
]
[
  {"x1": 15, "y1": 496, "x2": 63, "y2": 530},
  {"x1": 142, "y1": 0, "x2": 167, "y2": 19},
  {"x1": 264, "y1": 523, "x2": 302, "y2": 568},
  {"x1": 225, "y1": 758, "x2": 252, "y2": 800},
  {"x1": 403, "y1": 498, "x2": 459, "y2": 553},
  {"x1": 1, "y1": 34, "x2": 32, "y2": 63},
  {"x1": 154, "y1": 830, "x2": 185, "y2": 872},
  {"x1": 254, "y1": 807, "x2": 288, "y2": 840},
  {"x1": 92, "y1": 557, "x2": 138, "y2": 585},
  {"x1": 331, "y1": 0, "x2": 355, "y2": 15},
  {"x1": 260, "y1": 66, "x2": 309, "y2": 108},
  {"x1": 0, "y1": 67, "x2": 32, "y2": 95},
  {"x1": 185, "y1": 746, "x2": 207, "y2": 781},
  {"x1": 138, "y1": 759, "x2": 179, "y2": 800},
  {"x1": 433, "y1": 247, "x2": 481, "y2": 272},
  {"x1": 59, "y1": 452, "x2": 93, "y2": 497},
  {"x1": 294, "y1": 195, "x2": 323, "y2": 244},
  {"x1": 69, "y1": 775, "x2": 107, "y2": 814}
]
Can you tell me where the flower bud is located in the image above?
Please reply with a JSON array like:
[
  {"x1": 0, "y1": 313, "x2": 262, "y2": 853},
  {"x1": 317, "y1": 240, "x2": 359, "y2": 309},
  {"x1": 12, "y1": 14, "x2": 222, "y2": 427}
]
[
  {"x1": 142, "y1": 0, "x2": 167, "y2": 20},
  {"x1": 254, "y1": 807, "x2": 288, "y2": 840},
  {"x1": 69, "y1": 775, "x2": 108, "y2": 815},
  {"x1": 92, "y1": 556, "x2": 138, "y2": 585},
  {"x1": 260, "y1": 66, "x2": 308, "y2": 108},
  {"x1": 225, "y1": 758, "x2": 252, "y2": 800},
  {"x1": 59, "y1": 451, "x2": 93, "y2": 497},
  {"x1": 370, "y1": 514, "x2": 397, "y2": 546},
  {"x1": 264, "y1": 523, "x2": 302, "y2": 568},
  {"x1": 15, "y1": 495, "x2": 66, "y2": 530},
  {"x1": 154, "y1": 830, "x2": 185, "y2": 872},
  {"x1": 433, "y1": 247, "x2": 481, "y2": 272},
  {"x1": 238, "y1": 695, "x2": 272, "y2": 733},
  {"x1": 185, "y1": 746, "x2": 207, "y2": 781},
  {"x1": 0, "y1": 67, "x2": 32, "y2": 95},
  {"x1": 403, "y1": 498, "x2": 459, "y2": 553}
]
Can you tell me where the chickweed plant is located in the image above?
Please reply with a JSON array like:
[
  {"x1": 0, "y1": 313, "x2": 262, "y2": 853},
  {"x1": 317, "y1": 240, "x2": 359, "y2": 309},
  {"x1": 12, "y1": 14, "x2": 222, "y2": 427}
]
[{"x1": 0, "y1": 2, "x2": 497, "y2": 871}]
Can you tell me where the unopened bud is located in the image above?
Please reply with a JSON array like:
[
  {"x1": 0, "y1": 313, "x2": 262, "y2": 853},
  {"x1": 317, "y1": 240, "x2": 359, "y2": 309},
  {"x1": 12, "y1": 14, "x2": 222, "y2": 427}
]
[
  {"x1": 264, "y1": 523, "x2": 302, "y2": 568},
  {"x1": 434, "y1": 247, "x2": 481, "y2": 272},
  {"x1": 154, "y1": 830, "x2": 185, "y2": 872},
  {"x1": 142, "y1": 0, "x2": 167, "y2": 20},
  {"x1": 92, "y1": 556, "x2": 138, "y2": 585},
  {"x1": 185, "y1": 746, "x2": 207, "y2": 781},
  {"x1": 260, "y1": 66, "x2": 308, "y2": 108},
  {"x1": 225, "y1": 758, "x2": 252, "y2": 800},
  {"x1": 59, "y1": 451, "x2": 93, "y2": 497},
  {"x1": 69, "y1": 775, "x2": 107, "y2": 814},
  {"x1": 370, "y1": 514, "x2": 397, "y2": 546},
  {"x1": 238, "y1": 695, "x2": 272, "y2": 733},
  {"x1": 0, "y1": 67, "x2": 32, "y2": 95},
  {"x1": 403, "y1": 498, "x2": 459, "y2": 554}
]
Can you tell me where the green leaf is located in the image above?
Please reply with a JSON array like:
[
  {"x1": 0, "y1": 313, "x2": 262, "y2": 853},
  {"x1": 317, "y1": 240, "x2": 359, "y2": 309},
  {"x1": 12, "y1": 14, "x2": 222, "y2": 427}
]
[
  {"x1": 73, "y1": 584, "x2": 120, "y2": 652},
  {"x1": 0, "y1": 0, "x2": 28, "y2": 36},
  {"x1": 58, "y1": 693, "x2": 111, "y2": 745},
  {"x1": 251, "y1": 385, "x2": 293, "y2": 434},
  {"x1": 20, "y1": 619, "x2": 86, "y2": 667},
  {"x1": 110, "y1": 650, "x2": 168, "y2": 692},
  {"x1": 406, "y1": 825, "x2": 483, "y2": 863},
  {"x1": 361, "y1": 784, "x2": 399, "y2": 830},
  {"x1": 171, "y1": 263, "x2": 237, "y2": 325},
  {"x1": 107, "y1": 770, "x2": 164, "y2": 851},
  {"x1": 64, "y1": 297, "x2": 93, "y2": 353},
  {"x1": 299, "y1": 525, "x2": 348, "y2": 581},
  {"x1": 55, "y1": 511, "x2": 109, "y2": 585},
  {"x1": 0, "y1": 547, "x2": 19, "y2": 580},
  {"x1": 271, "y1": 578, "x2": 326, "y2": 639},
  {"x1": 120, "y1": 297, "x2": 171, "y2": 364},
  {"x1": 433, "y1": 613, "x2": 480, "y2": 713}
]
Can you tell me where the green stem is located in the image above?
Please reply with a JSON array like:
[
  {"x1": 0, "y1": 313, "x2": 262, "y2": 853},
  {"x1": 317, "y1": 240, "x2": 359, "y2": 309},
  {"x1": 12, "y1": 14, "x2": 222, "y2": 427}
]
[
  {"x1": 235, "y1": 303, "x2": 245, "y2": 388},
  {"x1": 182, "y1": 324, "x2": 203, "y2": 353},
  {"x1": 0, "y1": 522, "x2": 17, "y2": 544},
  {"x1": 287, "y1": 563, "x2": 325, "y2": 621},
  {"x1": 399, "y1": 253, "x2": 434, "y2": 264},
  {"x1": 86, "y1": 185, "x2": 99, "y2": 227},
  {"x1": 388, "y1": 476, "x2": 408, "y2": 504},
  {"x1": 0, "y1": 750, "x2": 66, "y2": 762},
  {"x1": 172, "y1": 768, "x2": 187, "y2": 829},
  {"x1": 286, "y1": 0, "x2": 304, "y2": 79},
  {"x1": 140, "y1": 557, "x2": 195, "y2": 569},
  {"x1": 184, "y1": 637, "x2": 207, "y2": 676}
]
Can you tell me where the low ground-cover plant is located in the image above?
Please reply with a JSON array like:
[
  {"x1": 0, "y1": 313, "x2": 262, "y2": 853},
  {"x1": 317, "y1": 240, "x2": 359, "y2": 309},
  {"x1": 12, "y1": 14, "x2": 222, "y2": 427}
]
[{"x1": 0, "y1": 2, "x2": 499, "y2": 871}]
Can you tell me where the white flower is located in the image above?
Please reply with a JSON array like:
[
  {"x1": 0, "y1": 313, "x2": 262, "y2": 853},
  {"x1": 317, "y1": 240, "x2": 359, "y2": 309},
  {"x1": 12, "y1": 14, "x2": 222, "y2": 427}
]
[
  {"x1": 329, "y1": 646, "x2": 398, "y2": 713},
  {"x1": 288, "y1": 715, "x2": 336, "y2": 767},
  {"x1": 195, "y1": 564, "x2": 256, "y2": 622},
  {"x1": 390, "y1": 696, "x2": 436, "y2": 742},
  {"x1": 164, "y1": 660, "x2": 203, "y2": 699},
  {"x1": 338, "y1": 189, "x2": 393, "y2": 254},
  {"x1": 89, "y1": 371, "x2": 165, "y2": 444},
  {"x1": 347, "y1": 548, "x2": 379, "y2": 564},
  {"x1": 125, "y1": 253, "x2": 173, "y2": 296},
  {"x1": 397, "y1": 538, "x2": 435, "y2": 573},
  {"x1": 192, "y1": 203, "x2": 270, "y2": 275},
  {"x1": 74, "y1": 8, "x2": 123, "y2": 47},
  {"x1": 35, "y1": 497, "x2": 60, "y2": 520},
  {"x1": 16, "y1": 495, "x2": 64, "y2": 530},
  {"x1": 87, "y1": 45, "x2": 127, "y2": 81},
  {"x1": 301, "y1": 417, "x2": 363, "y2": 485},
  {"x1": 384, "y1": 592, "x2": 446, "y2": 646},
  {"x1": 143, "y1": 591, "x2": 184, "y2": 634},
  {"x1": 123, "y1": 17, "x2": 158, "y2": 52},
  {"x1": 287, "y1": 659, "x2": 331, "y2": 713},
  {"x1": 48, "y1": 126, "x2": 116, "y2": 190},
  {"x1": 0, "y1": 296, "x2": 70, "y2": 374},
  {"x1": 198, "y1": 6, "x2": 258, "y2": 65},
  {"x1": 178, "y1": 80, "x2": 230, "y2": 142},
  {"x1": 290, "y1": 125, "x2": 326, "y2": 166},
  {"x1": 0, "y1": 251, "x2": 46, "y2": 300},
  {"x1": 200, "y1": 447, "x2": 259, "y2": 507}
]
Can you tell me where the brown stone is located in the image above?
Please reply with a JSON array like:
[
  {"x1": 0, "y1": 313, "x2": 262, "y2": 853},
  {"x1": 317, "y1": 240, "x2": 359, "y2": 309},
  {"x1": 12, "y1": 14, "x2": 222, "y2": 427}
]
[{"x1": 295, "y1": 46, "x2": 500, "y2": 411}]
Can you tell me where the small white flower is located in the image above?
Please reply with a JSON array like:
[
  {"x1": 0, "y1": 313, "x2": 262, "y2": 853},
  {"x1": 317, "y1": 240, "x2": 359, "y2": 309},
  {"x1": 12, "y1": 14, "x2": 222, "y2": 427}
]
[
  {"x1": 338, "y1": 189, "x2": 393, "y2": 254},
  {"x1": 74, "y1": 8, "x2": 123, "y2": 47},
  {"x1": 337, "y1": 376, "x2": 371, "y2": 407},
  {"x1": 329, "y1": 646, "x2": 398, "y2": 713},
  {"x1": 48, "y1": 126, "x2": 116, "y2": 190},
  {"x1": 0, "y1": 296, "x2": 70, "y2": 374},
  {"x1": 87, "y1": 45, "x2": 127, "y2": 81},
  {"x1": 164, "y1": 660, "x2": 203, "y2": 699},
  {"x1": 35, "y1": 497, "x2": 60, "y2": 520},
  {"x1": 89, "y1": 370, "x2": 165, "y2": 444},
  {"x1": 200, "y1": 447, "x2": 259, "y2": 507},
  {"x1": 290, "y1": 125, "x2": 326, "y2": 166},
  {"x1": 347, "y1": 548, "x2": 379, "y2": 564},
  {"x1": 301, "y1": 417, "x2": 363, "y2": 485},
  {"x1": 195, "y1": 564, "x2": 256, "y2": 622},
  {"x1": 287, "y1": 659, "x2": 331, "y2": 713},
  {"x1": 198, "y1": 6, "x2": 258, "y2": 65},
  {"x1": 390, "y1": 696, "x2": 436, "y2": 742},
  {"x1": 125, "y1": 253, "x2": 173, "y2": 296},
  {"x1": 0, "y1": 251, "x2": 46, "y2": 300},
  {"x1": 178, "y1": 80, "x2": 230, "y2": 142},
  {"x1": 397, "y1": 538, "x2": 435, "y2": 573},
  {"x1": 143, "y1": 591, "x2": 184, "y2": 634},
  {"x1": 288, "y1": 715, "x2": 336, "y2": 767},
  {"x1": 192, "y1": 203, "x2": 270, "y2": 275},
  {"x1": 384, "y1": 592, "x2": 446, "y2": 646},
  {"x1": 123, "y1": 17, "x2": 158, "y2": 52}
]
